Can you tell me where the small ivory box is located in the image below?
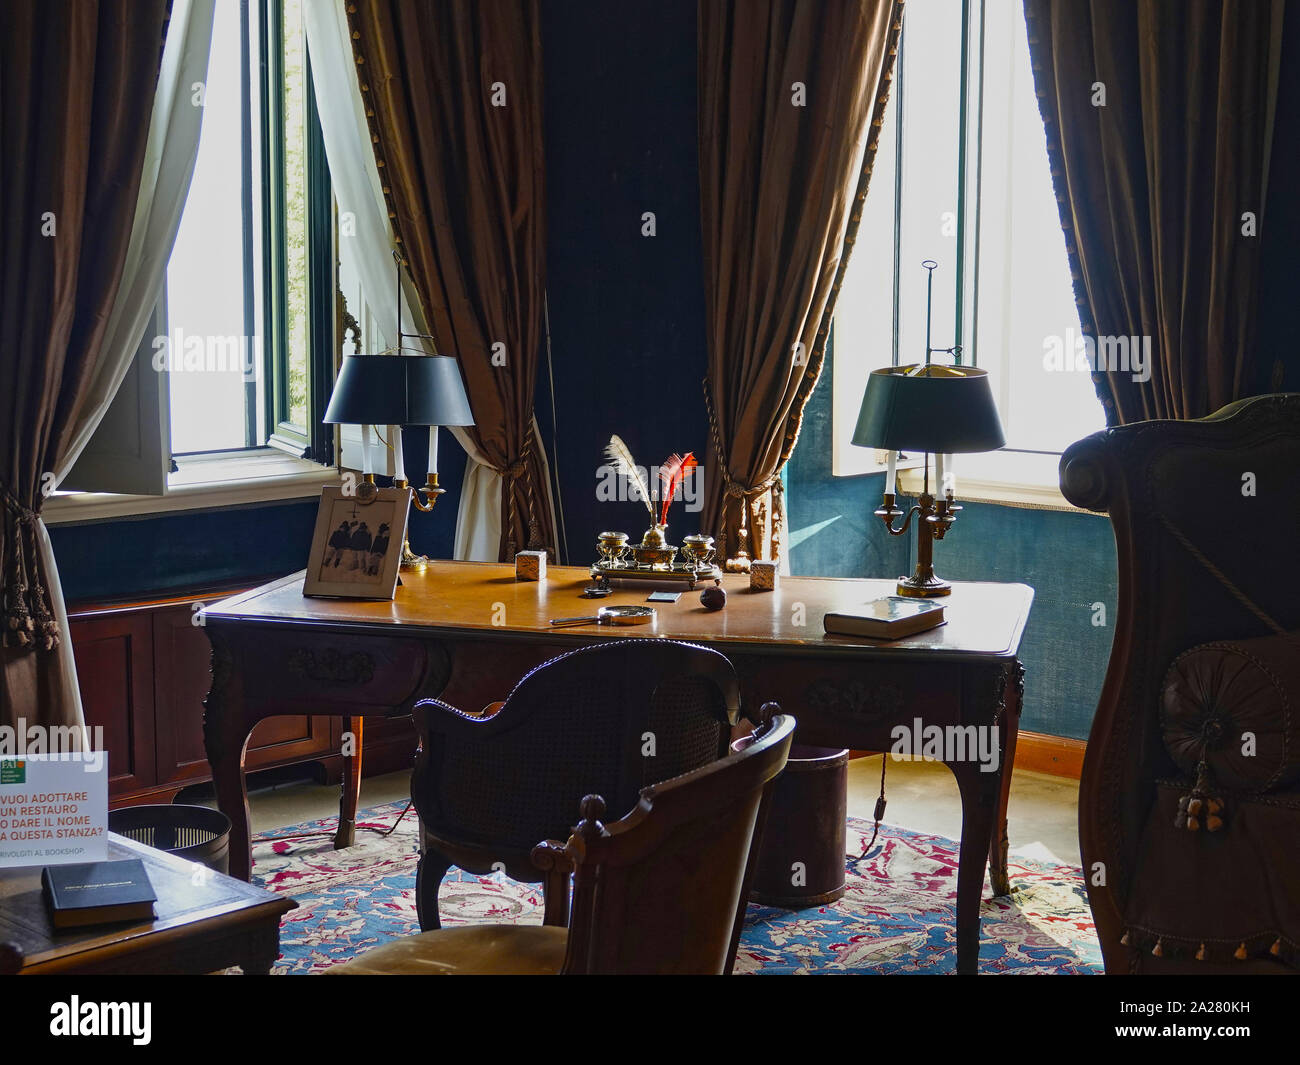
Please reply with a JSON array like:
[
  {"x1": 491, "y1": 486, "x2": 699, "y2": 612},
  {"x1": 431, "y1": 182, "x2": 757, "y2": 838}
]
[
  {"x1": 750, "y1": 560, "x2": 778, "y2": 591},
  {"x1": 515, "y1": 550, "x2": 547, "y2": 581}
]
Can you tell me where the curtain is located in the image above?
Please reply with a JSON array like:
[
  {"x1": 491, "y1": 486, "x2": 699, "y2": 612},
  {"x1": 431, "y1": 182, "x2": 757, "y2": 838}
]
[
  {"x1": 348, "y1": 0, "x2": 557, "y2": 562},
  {"x1": 698, "y1": 0, "x2": 903, "y2": 569},
  {"x1": 0, "y1": 0, "x2": 174, "y2": 730},
  {"x1": 1023, "y1": 0, "x2": 1284, "y2": 425},
  {"x1": 306, "y1": 0, "x2": 505, "y2": 561}
]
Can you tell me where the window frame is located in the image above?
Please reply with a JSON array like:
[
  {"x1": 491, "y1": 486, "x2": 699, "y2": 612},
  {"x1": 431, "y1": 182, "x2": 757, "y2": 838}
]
[
  {"x1": 258, "y1": 0, "x2": 334, "y2": 461},
  {"x1": 54, "y1": 0, "x2": 340, "y2": 511},
  {"x1": 828, "y1": 0, "x2": 1096, "y2": 503}
]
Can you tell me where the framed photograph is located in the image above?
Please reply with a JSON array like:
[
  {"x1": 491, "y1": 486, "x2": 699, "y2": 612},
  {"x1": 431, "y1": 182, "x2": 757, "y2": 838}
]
[{"x1": 303, "y1": 485, "x2": 409, "y2": 600}]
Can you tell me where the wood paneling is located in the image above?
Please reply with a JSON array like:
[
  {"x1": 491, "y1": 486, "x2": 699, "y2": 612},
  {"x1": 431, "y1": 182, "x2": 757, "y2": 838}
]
[
  {"x1": 68, "y1": 589, "x2": 353, "y2": 808},
  {"x1": 73, "y1": 613, "x2": 156, "y2": 796}
]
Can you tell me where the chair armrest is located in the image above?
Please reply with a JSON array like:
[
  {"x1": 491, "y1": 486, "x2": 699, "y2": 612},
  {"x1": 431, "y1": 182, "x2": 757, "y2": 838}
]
[
  {"x1": 747, "y1": 701, "x2": 782, "y2": 735},
  {"x1": 530, "y1": 838, "x2": 574, "y2": 875}
]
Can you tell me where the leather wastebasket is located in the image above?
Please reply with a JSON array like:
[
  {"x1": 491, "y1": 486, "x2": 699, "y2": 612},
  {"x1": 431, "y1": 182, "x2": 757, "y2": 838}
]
[{"x1": 733, "y1": 740, "x2": 849, "y2": 907}]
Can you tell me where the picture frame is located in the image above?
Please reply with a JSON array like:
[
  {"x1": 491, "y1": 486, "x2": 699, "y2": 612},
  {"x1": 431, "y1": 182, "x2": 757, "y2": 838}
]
[{"x1": 303, "y1": 485, "x2": 409, "y2": 600}]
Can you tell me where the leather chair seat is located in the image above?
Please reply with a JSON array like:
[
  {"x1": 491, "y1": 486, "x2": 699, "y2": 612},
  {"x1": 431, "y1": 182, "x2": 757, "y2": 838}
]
[{"x1": 326, "y1": 924, "x2": 569, "y2": 975}]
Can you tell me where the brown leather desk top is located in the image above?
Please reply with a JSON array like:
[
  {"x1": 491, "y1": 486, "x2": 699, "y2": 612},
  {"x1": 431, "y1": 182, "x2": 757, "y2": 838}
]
[{"x1": 205, "y1": 562, "x2": 1033, "y2": 661}]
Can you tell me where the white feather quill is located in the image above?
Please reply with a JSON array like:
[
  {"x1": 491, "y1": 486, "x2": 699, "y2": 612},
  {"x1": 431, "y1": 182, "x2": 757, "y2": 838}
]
[{"x1": 604, "y1": 434, "x2": 655, "y2": 518}]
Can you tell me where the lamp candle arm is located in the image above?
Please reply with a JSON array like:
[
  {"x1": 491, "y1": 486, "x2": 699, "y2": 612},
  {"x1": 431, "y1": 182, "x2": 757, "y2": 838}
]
[{"x1": 874, "y1": 487, "x2": 962, "y2": 598}]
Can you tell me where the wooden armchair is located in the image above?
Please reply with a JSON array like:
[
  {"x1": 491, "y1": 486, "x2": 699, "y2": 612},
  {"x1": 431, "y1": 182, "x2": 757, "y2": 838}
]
[
  {"x1": 409, "y1": 639, "x2": 748, "y2": 930},
  {"x1": 329, "y1": 713, "x2": 795, "y2": 975},
  {"x1": 1060, "y1": 394, "x2": 1300, "y2": 973}
]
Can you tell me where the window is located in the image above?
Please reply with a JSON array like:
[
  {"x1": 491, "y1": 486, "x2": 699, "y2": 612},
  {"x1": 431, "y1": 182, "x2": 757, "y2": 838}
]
[
  {"x1": 167, "y1": 0, "x2": 333, "y2": 463},
  {"x1": 59, "y1": 0, "x2": 338, "y2": 512},
  {"x1": 832, "y1": 0, "x2": 1104, "y2": 483}
]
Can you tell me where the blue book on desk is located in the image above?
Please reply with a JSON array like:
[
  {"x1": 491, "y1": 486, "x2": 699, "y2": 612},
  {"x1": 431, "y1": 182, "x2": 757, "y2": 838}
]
[
  {"x1": 823, "y1": 596, "x2": 946, "y2": 639},
  {"x1": 42, "y1": 859, "x2": 157, "y2": 929}
]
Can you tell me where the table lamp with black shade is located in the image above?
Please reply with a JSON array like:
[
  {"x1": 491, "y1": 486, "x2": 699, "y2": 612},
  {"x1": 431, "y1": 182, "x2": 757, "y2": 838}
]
[
  {"x1": 852, "y1": 261, "x2": 1005, "y2": 597},
  {"x1": 323, "y1": 353, "x2": 474, "y2": 565}
]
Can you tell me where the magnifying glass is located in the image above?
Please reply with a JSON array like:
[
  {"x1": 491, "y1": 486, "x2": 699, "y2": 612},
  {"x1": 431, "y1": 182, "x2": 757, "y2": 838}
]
[{"x1": 549, "y1": 605, "x2": 656, "y2": 628}]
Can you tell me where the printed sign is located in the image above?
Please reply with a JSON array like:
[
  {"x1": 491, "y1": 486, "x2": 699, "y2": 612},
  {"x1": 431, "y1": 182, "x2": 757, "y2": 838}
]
[{"x1": 0, "y1": 753, "x2": 108, "y2": 868}]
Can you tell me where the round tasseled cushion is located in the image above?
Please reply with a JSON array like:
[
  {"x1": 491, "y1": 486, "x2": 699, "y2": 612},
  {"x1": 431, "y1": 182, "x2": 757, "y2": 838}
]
[{"x1": 1161, "y1": 634, "x2": 1300, "y2": 792}]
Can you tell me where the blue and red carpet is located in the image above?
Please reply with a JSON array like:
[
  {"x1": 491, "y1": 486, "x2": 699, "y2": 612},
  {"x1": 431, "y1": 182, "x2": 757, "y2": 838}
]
[{"x1": 254, "y1": 800, "x2": 1101, "y2": 974}]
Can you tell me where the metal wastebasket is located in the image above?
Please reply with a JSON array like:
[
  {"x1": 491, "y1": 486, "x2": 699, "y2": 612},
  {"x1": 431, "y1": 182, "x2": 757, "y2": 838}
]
[{"x1": 108, "y1": 804, "x2": 232, "y2": 875}]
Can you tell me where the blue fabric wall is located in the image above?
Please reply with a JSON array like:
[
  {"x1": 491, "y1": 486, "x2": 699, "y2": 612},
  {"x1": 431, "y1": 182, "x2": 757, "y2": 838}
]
[{"x1": 787, "y1": 353, "x2": 1117, "y2": 740}]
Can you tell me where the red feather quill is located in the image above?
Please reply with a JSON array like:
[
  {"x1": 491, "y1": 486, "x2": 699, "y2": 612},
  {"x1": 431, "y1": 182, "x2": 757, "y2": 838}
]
[{"x1": 658, "y1": 452, "x2": 698, "y2": 526}]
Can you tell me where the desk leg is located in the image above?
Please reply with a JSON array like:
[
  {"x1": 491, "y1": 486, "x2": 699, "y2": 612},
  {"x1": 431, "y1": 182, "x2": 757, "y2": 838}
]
[
  {"x1": 204, "y1": 632, "x2": 256, "y2": 882},
  {"x1": 336, "y1": 716, "x2": 363, "y2": 849},
  {"x1": 205, "y1": 706, "x2": 255, "y2": 883},
  {"x1": 950, "y1": 659, "x2": 1024, "y2": 973},
  {"x1": 988, "y1": 716, "x2": 1019, "y2": 898},
  {"x1": 952, "y1": 763, "x2": 996, "y2": 975}
]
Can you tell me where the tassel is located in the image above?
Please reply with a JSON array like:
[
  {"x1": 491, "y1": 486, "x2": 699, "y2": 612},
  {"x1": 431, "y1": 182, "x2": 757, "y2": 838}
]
[
  {"x1": 1151, "y1": 939, "x2": 1163, "y2": 958},
  {"x1": 1120, "y1": 931, "x2": 1130, "y2": 946},
  {"x1": 1270, "y1": 939, "x2": 1282, "y2": 957},
  {"x1": 1234, "y1": 942, "x2": 1248, "y2": 960},
  {"x1": 1195, "y1": 943, "x2": 1206, "y2": 961}
]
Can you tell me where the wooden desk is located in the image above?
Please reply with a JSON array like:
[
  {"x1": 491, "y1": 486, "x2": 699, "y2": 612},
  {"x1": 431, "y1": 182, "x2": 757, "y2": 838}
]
[
  {"x1": 0, "y1": 834, "x2": 295, "y2": 974},
  {"x1": 202, "y1": 563, "x2": 1032, "y2": 974}
]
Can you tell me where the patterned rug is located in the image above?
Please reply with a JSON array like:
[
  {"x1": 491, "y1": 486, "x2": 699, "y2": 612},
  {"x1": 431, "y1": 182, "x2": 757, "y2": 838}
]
[{"x1": 254, "y1": 800, "x2": 1101, "y2": 974}]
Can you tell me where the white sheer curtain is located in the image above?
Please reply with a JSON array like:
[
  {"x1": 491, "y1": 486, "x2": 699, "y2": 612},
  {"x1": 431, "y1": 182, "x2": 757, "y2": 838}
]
[
  {"x1": 305, "y1": 0, "x2": 503, "y2": 561},
  {"x1": 37, "y1": 0, "x2": 215, "y2": 730}
]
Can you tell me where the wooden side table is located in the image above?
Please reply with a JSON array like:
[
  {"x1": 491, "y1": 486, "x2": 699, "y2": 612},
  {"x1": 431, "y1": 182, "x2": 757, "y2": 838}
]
[{"x1": 0, "y1": 834, "x2": 295, "y2": 975}]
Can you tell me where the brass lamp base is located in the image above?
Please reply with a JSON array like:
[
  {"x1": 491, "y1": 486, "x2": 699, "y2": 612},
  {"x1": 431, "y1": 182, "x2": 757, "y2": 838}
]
[{"x1": 896, "y1": 572, "x2": 952, "y2": 598}]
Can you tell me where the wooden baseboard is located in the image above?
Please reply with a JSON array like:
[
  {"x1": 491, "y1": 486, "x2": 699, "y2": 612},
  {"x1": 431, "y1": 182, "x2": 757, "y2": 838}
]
[
  {"x1": 1013, "y1": 731, "x2": 1085, "y2": 779},
  {"x1": 850, "y1": 730, "x2": 1086, "y2": 781}
]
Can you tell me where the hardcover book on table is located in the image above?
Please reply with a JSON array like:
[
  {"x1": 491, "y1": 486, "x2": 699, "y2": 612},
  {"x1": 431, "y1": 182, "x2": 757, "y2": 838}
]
[
  {"x1": 823, "y1": 596, "x2": 947, "y2": 640},
  {"x1": 42, "y1": 858, "x2": 157, "y2": 930}
]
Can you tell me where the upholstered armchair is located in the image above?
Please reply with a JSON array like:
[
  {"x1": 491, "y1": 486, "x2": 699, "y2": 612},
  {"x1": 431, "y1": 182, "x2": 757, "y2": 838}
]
[
  {"x1": 1060, "y1": 394, "x2": 1300, "y2": 973},
  {"x1": 409, "y1": 639, "x2": 749, "y2": 930}
]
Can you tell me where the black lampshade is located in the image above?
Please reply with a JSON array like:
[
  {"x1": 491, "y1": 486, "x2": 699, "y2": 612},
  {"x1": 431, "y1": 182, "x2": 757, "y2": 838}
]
[
  {"x1": 323, "y1": 355, "x2": 474, "y2": 427},
  {"x1": 851, "y1": 365, "x2": 1005, "y2": 453}
]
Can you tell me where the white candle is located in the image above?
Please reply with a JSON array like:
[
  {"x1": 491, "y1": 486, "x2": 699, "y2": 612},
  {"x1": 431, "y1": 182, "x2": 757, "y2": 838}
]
[
  {"x1": 392, "y1": 426, "x2": 405, "y2": 483},
  {"x1": 361, "y1": 424, "x2": 373, "y2": 475},
  {"x1": 428, "y1": 425, "x2": 439, "y2": 478},
  {"x1": 884, "y1": 450, "x2": 897, "y2": 496},
  {"x1": 934, "y1": 452, "x2": 945, "y2": 496},
  {"x1": 945, "y1": 454, "x2": 955, "y2": 496}
]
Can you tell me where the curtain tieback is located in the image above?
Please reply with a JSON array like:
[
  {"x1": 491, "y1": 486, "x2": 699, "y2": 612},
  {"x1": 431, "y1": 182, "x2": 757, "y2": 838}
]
[
  {"x1": 497, "y1": 432, "x2": 544, "y2": 556},
  {"x1": 723, "y1": 475, "x2": 780, "y2": 499},
  {"x1": 0, "y1": 481, "x2": 60, "y2": 652},
  {"x1": 2, "y1": 484, "x2": 41, "y2": 523}
]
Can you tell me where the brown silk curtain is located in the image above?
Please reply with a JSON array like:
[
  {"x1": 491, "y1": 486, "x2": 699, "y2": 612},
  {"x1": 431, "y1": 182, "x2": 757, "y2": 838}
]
[
  {"x1": 1024, "y1": 0, "x2": 1281, "y2": 425},
  {"x1": 699, "y1": 0, "x2": 902, "y2": 568},
  {"x1": 348, "y1": 0, "x2": 556, "y2": 561},
  {"x1": 0, "y1": 0, "x2": 170, "y2": 726}
]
